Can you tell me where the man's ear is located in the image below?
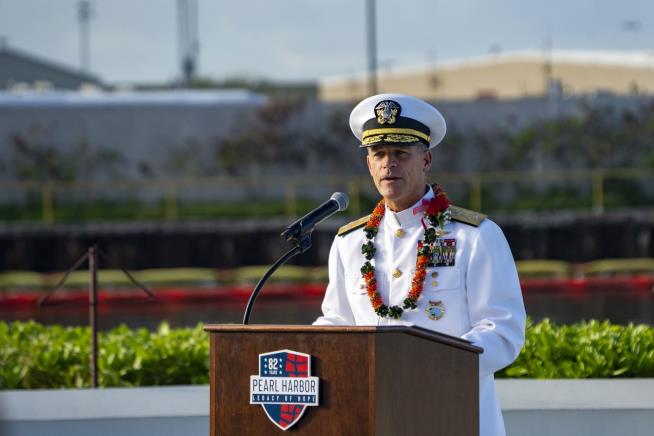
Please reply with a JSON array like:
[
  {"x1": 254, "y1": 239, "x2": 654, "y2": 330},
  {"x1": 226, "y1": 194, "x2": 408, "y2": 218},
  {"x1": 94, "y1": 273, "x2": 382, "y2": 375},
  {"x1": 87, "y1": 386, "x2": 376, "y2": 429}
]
[
  {"x1": 423, "y1": 149, "x2": 432, "y2": 173},
  {"x1": 366, "y1": 152, "x2": 372, "y2": 174}
]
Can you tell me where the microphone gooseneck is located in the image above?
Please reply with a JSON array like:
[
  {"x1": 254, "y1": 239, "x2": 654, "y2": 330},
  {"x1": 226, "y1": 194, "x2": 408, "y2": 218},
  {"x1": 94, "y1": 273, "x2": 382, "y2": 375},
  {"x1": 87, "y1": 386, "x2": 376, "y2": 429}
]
[{"x1": 242, "y1": 193, "x2": 349, "y2": 325}]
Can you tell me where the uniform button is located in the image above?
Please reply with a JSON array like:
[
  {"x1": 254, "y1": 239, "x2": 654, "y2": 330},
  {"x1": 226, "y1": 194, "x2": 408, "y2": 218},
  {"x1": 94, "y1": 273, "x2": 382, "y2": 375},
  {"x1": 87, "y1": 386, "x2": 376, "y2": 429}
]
[
  {"x1": 395, "y1": 228, "x2": 405, "y2": 238},
  {"x1": 392, "y1": 268, "x2": 402, "y2": 278},
  {"x1": 431, "y1": 272, "x2": 439, "y2": 278},
  {"x1": 431, "y1": 281, "x2": 439, "y2": 287}
]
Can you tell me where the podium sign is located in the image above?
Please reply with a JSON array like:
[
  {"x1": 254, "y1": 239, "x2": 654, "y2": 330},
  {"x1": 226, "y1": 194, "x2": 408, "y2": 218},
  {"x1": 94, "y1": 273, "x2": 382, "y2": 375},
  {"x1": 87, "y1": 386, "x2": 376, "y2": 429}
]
[
  {"x1": 205, "y1": 325, "x2": 482, "y2": 436},
  {"x1": 250, "y1": 349, "x2": 319, "y2": 430}
]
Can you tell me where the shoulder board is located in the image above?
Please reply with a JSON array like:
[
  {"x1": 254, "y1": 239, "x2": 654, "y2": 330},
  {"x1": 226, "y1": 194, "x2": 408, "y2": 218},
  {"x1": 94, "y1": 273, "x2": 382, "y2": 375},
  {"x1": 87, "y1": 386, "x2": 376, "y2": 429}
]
[
  {"x1": 449, "y1": 205, "x2": 487, "y2": 227},
  {"x1": 337, "y1": 215, "x2": 371, "y2": 237}
]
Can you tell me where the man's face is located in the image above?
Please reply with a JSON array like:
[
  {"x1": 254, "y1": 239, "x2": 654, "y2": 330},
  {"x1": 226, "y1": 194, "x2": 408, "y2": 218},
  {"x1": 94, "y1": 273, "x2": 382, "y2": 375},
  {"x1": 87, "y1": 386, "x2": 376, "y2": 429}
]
[{"x1": 366, "y1": 144, "x2": 432, "y2": 212}]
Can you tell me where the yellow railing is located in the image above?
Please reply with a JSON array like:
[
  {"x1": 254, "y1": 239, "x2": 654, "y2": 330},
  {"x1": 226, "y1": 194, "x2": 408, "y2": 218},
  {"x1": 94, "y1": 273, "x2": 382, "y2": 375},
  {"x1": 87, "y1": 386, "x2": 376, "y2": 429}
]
[
  {"x1": 0, "y1": 167, "x2": 652, "y2": 223},
  {"x1": 439, "y1": 167, "x2": 654, "y2": 212}
]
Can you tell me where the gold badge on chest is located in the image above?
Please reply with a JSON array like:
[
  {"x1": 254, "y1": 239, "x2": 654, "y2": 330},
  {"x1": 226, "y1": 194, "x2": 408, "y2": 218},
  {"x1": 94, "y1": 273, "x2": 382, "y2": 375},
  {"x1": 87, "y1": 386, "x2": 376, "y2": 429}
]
[{"x1": 425, "y1": 300, "x2": 446, "y2": 321}]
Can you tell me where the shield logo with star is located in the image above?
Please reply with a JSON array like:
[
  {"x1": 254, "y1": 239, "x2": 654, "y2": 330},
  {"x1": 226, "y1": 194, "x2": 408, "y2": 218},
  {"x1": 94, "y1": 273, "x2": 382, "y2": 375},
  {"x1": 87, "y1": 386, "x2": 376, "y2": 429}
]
[{"x1": 250, "y1": 349, "x2": 319, "y2": 431}]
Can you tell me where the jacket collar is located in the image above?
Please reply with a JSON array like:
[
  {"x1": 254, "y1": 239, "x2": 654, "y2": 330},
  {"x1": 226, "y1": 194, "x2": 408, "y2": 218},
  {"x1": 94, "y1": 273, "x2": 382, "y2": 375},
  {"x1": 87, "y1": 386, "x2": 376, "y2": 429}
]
[{"x1": 384, "y1": 185, "x2": 434, "y2": 229}]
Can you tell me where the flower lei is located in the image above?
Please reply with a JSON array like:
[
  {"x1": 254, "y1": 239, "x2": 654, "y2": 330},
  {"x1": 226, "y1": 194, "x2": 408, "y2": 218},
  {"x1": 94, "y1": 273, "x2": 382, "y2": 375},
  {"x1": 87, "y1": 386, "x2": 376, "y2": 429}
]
[{"x1": 360, "y1": 187, "x2": 452, "y2": 319}]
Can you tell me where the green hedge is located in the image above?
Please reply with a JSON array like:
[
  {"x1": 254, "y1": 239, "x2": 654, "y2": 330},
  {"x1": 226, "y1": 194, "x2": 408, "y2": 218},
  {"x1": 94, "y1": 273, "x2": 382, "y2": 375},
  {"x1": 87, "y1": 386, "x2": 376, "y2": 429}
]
[
  {"x1": 496, "y1": 319, "x2": 654, "y2": 378},
  {"x1": 1, "y1": 319, "x2": 653, "y2": 389},
  {"x1": 0, "y1": 321, "x2": 208, "y2": 389}
]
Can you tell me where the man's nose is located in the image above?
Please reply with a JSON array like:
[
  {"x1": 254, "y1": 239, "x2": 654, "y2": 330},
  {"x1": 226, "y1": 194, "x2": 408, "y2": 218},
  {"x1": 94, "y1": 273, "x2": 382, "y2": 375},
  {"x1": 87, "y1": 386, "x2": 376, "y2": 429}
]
[{"x1": 382, "y1": 155, "x2": 397, "y2": 168}]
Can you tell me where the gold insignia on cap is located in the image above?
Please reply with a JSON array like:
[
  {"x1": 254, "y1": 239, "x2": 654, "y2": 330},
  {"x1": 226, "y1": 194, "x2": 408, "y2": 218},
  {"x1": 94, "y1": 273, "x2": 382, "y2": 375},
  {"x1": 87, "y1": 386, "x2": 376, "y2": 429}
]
[
  {"x1": 375, "y1": 100, "x2": 400, "y2": 125},
  {"x1": 362, "y1": 128, "x2": 431, "y2": 145}
]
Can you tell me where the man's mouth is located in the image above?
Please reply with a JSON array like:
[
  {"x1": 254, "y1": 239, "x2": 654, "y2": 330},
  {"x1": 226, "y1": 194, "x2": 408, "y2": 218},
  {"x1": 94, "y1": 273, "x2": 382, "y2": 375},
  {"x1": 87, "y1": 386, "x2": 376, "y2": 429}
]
[{"x1": 381, "y1": 176, "x2": 401, "y2": 182}]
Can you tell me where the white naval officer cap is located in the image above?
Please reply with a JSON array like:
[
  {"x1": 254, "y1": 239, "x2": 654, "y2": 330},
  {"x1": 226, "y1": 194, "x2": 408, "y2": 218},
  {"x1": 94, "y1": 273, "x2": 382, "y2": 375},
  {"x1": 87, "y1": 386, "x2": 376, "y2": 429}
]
[{"x1": 349, "y1": 93, "x2": 447, "y2": 149}]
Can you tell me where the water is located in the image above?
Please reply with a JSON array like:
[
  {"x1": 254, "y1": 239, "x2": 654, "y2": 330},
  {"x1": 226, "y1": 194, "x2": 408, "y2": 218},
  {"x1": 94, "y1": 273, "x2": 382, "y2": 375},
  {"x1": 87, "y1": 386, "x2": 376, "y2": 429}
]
[{"x1": 1, "y1": 291, "x2": 652, "y2": 330}]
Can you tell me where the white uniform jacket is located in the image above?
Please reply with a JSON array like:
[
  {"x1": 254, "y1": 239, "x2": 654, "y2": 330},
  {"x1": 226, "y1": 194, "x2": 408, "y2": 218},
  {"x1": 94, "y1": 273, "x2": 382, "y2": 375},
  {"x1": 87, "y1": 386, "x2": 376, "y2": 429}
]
[{"x1": 314, "y1": 186, "x2": 526, "y2": 436}]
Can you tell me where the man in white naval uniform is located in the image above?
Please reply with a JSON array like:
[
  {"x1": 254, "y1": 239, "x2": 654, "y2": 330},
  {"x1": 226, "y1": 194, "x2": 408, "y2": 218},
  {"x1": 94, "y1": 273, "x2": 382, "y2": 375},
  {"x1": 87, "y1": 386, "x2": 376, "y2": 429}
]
[{"x1": 314, "y1": 94, "x2": 526, "y2": 436}]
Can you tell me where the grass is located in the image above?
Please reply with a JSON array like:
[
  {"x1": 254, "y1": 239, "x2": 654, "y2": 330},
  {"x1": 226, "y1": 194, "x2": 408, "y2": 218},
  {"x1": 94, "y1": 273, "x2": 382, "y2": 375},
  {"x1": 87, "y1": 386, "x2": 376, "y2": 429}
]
[
  {"x1": 0, "y1": 199, "x2": 358, "y2": 223},
  {"x1": 1, "y1": 184, "x2": 652, "y2": 223}
]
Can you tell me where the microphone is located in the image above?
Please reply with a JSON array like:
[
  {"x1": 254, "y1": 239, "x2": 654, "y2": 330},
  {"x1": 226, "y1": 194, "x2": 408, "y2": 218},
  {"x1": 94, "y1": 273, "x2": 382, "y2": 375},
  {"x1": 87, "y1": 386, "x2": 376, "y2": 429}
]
[
  {"x1": 281, "y1": 192, "x2": 349, "y2": 243},
  {"x1": 243, "y1": 192, "x2": 349, "y2": 324}
]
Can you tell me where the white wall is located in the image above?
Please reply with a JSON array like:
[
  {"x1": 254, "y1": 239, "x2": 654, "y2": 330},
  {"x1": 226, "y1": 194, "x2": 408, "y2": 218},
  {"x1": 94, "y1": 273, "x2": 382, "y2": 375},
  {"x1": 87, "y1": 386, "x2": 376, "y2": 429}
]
[
  {"x1": 499, "y1": 379, "x2": 654, "y2": 436},
  {"x1": 1, "y1": 380, "x2": 653, "y2": 436}
]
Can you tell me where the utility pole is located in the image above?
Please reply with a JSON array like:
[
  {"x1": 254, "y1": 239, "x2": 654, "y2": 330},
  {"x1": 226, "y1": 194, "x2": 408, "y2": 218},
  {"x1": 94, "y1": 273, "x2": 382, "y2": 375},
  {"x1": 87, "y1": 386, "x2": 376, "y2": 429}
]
[
  {"x1": 542, "y1": 35, "x2": 553, "y2": 94},
  {"x1": 78, "y1": 0, "x2": 92, "y2": 73},
  {"x1": 366, "y1": 0, "x2": 378, "y2": 96},
  {"x1": 177, "y1": 0, "x2": 199, "y2": 87}
]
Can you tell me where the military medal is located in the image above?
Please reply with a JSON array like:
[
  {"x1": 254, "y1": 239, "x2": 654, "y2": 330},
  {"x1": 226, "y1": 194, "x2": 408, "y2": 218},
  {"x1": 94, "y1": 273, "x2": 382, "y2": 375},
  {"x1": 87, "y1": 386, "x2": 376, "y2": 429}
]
[
  {"x1": 426, "y1": 300, "x2": 446, "y2": 321},
  {"x1": 431, "y1": 238, "x2": 456, "y2": 267}
]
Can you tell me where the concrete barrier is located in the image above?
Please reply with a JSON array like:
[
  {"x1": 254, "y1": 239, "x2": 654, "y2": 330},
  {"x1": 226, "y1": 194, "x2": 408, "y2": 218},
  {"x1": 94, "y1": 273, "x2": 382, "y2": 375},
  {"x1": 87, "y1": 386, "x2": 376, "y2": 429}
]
[
  {"x1": 0, "y1": 386, "x2": 208, "y2": 436},
  {"x1": 1, "y1": 380, "x2": 653, "y2": 436},
  {"x1": 498, "y1": 379, "x2": 654, "y2": 436}
]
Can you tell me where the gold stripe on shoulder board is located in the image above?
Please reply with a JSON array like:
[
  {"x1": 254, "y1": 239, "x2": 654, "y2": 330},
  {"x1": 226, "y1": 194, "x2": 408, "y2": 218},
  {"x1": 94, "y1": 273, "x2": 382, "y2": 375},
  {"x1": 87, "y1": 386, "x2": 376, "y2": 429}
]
[
  {"x1": 337, "y1": 214, "x2": 371, "y2": 237},
  {"x1": 449, "y1": 205, "x2": 487, "y2": 227}
]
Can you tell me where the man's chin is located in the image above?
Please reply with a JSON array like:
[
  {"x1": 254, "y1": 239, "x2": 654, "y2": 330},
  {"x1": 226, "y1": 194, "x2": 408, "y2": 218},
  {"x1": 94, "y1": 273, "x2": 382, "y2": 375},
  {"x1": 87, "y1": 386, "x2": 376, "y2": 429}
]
[{"x1": 379, "y1": 186, "x2": 404, "y2": 203}]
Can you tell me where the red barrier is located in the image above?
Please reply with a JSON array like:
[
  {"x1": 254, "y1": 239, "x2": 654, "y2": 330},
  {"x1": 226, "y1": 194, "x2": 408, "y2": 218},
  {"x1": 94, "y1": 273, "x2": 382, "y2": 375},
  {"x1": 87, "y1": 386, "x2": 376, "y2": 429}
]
[{"x1": 0, "y1": 283, "x2": 326, "y2": 308}]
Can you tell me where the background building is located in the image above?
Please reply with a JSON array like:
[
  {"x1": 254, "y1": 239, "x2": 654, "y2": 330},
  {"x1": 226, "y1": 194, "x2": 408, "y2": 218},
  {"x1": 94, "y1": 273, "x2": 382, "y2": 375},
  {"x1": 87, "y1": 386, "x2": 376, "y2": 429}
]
[
  {"x1": 0, "y1": 42, "x2": 103, "y2": 90},
  {"x1": 319, "y1": 50, "x2": 654, "y2": 102}
]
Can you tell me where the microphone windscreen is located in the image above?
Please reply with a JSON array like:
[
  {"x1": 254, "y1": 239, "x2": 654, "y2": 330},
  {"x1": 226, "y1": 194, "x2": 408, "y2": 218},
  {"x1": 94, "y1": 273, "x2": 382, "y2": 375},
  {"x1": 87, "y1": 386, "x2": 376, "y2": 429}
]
[{"x1": 330, "y1": 192, "x2": 349, "y2": 211}]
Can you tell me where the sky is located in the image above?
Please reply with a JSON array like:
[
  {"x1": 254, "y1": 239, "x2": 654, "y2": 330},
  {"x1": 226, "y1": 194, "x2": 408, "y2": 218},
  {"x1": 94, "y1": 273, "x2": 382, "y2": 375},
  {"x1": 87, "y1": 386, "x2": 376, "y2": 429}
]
[{"x1": 0, "y1": 0, "x2": 653, "y2": 85}]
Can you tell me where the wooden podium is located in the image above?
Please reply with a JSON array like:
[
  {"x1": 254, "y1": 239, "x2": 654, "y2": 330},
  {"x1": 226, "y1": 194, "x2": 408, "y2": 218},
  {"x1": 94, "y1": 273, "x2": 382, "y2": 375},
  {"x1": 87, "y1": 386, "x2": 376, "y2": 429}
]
[{"x1": 204, "y1": 325, "x2": 482, "y2": 436}]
